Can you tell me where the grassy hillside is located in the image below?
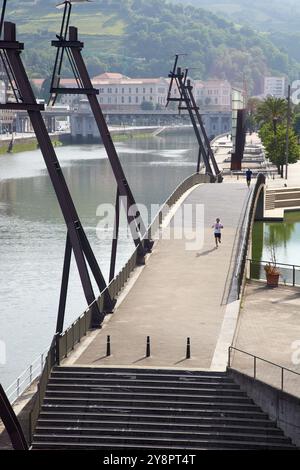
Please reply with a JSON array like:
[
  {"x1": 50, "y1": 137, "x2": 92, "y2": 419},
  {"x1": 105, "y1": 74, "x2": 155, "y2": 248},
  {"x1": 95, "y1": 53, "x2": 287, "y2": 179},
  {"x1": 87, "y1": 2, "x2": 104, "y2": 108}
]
[{"x1": 3, "y1": 0, "x2": 299, "y2": 94}]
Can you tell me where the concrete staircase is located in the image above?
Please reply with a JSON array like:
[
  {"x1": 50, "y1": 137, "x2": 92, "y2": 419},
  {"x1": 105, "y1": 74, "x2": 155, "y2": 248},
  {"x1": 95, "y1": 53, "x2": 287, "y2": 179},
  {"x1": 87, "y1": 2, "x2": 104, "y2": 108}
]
[
  {"x1": 266, "y1": 188, "x2": 300, "y2": 210},
  {"x1": 31, "y1": 367, "x2": 296, "y2": 450}
]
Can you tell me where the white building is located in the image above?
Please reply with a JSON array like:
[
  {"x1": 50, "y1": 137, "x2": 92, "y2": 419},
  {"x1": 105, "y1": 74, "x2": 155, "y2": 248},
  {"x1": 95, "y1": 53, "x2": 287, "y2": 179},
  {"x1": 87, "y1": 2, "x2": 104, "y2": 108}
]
[
  {"x1": 92, "y1": 72, "x2": 169, "y2": 110},
  {"x1": 194, "y1": 79, "x2": 232, "y2": 109},
  {"x1": 264, "y1": 76, "x2": 286, "y2": 98}
]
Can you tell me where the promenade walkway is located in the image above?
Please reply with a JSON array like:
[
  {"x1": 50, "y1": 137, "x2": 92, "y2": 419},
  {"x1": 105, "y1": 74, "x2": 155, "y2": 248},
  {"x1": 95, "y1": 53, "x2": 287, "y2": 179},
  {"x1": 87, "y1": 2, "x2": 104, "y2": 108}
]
[
  {"x1": 74, "y1": 182, "x2": 248, "y2": 370},
  {"x1": 232, "y1": 280, "x2": 300, "y2": 397}
]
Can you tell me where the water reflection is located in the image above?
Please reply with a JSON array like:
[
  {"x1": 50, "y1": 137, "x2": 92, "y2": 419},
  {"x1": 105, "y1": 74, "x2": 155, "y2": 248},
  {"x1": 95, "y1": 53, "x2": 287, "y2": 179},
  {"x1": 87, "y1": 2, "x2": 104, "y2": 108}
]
[{"x1": 252, "y1": 212, "x2": 300, "y2": 280}]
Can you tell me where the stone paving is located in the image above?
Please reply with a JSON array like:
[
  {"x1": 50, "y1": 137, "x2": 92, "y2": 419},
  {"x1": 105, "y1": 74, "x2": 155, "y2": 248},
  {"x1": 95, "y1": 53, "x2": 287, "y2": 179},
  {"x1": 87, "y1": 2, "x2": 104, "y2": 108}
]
[{"x1": 232, "y1": 280, "x2": 300, "y2": 397}]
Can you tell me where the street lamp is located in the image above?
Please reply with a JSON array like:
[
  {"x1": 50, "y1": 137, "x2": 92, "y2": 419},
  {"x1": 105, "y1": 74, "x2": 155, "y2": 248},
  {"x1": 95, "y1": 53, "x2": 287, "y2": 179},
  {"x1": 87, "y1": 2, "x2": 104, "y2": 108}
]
[{"x1": 285, "y1": 84, "x2": 291, "y2": 181}]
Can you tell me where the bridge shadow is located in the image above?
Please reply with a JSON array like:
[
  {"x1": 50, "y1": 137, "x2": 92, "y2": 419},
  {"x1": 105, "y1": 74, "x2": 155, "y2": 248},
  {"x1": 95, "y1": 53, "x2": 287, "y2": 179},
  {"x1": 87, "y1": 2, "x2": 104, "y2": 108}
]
[{"x1": 196, "y1": 248, "x2": 217, "y2": 257}]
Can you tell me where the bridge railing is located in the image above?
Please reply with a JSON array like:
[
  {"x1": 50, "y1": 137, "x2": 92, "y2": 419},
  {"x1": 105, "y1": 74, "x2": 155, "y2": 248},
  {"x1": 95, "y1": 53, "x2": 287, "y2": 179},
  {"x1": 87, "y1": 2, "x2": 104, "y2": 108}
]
[
  {"x1": 234, "y1": 173, "x2": 266, "y2": 299},
  {"x1": 228, "y1": 346, "x2": 300, "y2": 397}
]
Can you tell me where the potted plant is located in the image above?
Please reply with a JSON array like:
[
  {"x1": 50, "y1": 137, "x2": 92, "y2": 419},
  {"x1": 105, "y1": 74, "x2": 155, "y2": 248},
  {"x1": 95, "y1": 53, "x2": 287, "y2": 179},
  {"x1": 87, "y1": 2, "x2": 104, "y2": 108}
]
[{"x1": 264, "y1": 243, "x2": 280, "y2": 287}]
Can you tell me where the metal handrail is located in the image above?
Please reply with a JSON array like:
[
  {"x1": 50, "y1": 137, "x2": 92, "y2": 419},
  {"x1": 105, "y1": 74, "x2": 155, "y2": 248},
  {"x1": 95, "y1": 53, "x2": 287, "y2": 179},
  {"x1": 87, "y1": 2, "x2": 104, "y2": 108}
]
[
  {"x1": 248, "y1": 259, "x2": 300, "y2": 270},
  {"x1": 234, "y1": 188, "x2": 254, "y2": 278},
  {"x1": 248, "y1": 258, "x2": 300, "y2": 287},
  {"x1": 228, "y1": 346, "x2": 300, "y2": 393},
  {"x1": 5, "y1": 348, "x2": 48, "y2": 404}
]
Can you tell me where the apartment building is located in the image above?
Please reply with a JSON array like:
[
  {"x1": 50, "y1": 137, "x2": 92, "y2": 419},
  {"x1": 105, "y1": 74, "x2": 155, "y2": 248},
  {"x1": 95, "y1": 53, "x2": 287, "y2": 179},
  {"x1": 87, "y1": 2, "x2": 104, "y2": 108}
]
[{"x1": 263, "y1": 76, "x2": 286, "y2": 98}]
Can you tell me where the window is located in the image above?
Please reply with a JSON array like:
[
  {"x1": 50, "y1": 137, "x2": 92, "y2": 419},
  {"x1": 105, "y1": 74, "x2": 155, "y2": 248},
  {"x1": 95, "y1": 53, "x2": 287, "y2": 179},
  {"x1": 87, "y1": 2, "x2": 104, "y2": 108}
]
[
  {"x1": 129, "y1": 88, "x2": 131, "y2": 94},
  {"x1": 136, "y1": 96, "x2": 139, "y2": 103},
  {"x1": 136, "y1": 88, "x2": 139, "y2": 93},
  {"x1": 128, "y1": 96, "x2": 132, "y2": 103},
  {"x1": 121, "y1": 96, "x2": 125, "y2": 103},
  {"x1": 143, "y1": 88, "x2": 146, "y2": 94},
  {"x1": 122, "y1": 88, "x2": 125, "y2": 94},
  {"x1": 108, "y1": 88, "x2": 112, "y2": 94}
]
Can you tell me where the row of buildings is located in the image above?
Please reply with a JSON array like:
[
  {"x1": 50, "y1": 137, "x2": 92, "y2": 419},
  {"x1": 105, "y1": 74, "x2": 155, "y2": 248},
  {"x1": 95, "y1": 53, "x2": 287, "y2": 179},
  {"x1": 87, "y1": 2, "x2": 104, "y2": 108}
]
[
  {"x1": 0, "y1": 72, "x2": 288, "y2": 137},
  {"x1": 32, "y1": 73, "x2": 233, "y2": 112},
  {"x1": 32, "y1": 73, "x2": 288, "y2": 111}
]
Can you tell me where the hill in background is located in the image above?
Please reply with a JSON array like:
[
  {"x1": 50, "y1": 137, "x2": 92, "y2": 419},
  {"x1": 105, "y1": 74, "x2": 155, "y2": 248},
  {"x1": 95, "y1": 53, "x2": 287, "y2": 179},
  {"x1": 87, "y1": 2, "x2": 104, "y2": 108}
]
[
  {"x1": 4, "y1": 0, "x2": 300, "y2": 94},
  {"x1": 174, "y1": 0, "x2": 300, "y2": 63}
]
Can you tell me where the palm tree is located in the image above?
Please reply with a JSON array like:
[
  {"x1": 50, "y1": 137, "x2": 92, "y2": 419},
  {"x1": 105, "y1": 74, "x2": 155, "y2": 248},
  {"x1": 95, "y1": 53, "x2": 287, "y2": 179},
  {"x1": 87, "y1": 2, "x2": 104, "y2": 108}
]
[{"x1": 256, "y1": 96, "x2": 288, "y2": 135}]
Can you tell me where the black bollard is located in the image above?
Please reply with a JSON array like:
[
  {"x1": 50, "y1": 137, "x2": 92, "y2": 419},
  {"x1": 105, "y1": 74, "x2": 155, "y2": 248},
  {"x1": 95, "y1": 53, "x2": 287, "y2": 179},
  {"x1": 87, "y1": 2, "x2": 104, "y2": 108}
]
[
  {"x1": 186, "y1": 337, "x2": 191, "y2": 359},
  {"x1": 146, "y1": 336, "x2": 151, "y2": 358},
  {"x1": 106, "y1": 335, "x2": 111, "y2": 357}
]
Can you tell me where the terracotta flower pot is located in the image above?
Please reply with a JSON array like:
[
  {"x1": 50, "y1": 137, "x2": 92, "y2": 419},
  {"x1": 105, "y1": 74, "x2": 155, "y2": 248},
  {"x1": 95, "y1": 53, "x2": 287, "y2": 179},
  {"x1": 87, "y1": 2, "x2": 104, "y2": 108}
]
[{"x1": 266, "y1": 272, "x2": 280, "y2": 288}]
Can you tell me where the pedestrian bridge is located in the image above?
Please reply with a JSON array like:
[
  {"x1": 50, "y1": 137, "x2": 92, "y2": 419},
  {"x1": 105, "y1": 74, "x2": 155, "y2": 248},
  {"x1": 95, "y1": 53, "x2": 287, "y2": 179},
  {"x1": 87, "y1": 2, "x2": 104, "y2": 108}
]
[{"x1": 53, "y1": 173, "x2": 266, "y2": 373}]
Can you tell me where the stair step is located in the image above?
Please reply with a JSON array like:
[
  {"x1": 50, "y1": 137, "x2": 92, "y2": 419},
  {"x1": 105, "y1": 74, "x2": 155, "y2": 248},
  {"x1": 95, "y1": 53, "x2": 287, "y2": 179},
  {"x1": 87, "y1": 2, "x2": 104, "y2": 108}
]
[
  {"x1": 43, "y1": 396, "x2": 257, "y2": 409},
  {"x1": 45, "y1": 385, "x2": 245, "y2": 397},
  {"x1": 48, "y1": 378, "x2": 240, "y2": 389},
  {"x1": 53, "y1": 367, "x2": 228, "y2": 377},
  {"x1": 39, "y1": 408, "x2": 271, "y2": 421},
  {"x1": 31, "y1": 434, "x2": 295, "y2": 450},
  {"x1": 50, "y1": 370, "x2": 232, "y2": 382},
  {"x1": 34, "y1": 426, "x2": 288, "y2": 443},
  {"x1": 44, "y1": 391, "x2": 252, "y2": 404},
  {"x1": 36, "y1": 420, "x2": 283, "y2": 436}
]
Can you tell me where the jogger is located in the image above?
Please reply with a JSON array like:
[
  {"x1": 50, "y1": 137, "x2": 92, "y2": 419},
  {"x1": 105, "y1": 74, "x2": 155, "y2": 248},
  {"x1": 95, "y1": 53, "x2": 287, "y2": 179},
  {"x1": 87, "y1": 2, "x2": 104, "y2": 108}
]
[{"x1": 212, "y1": 218, "x2": 224, "y2": 248}]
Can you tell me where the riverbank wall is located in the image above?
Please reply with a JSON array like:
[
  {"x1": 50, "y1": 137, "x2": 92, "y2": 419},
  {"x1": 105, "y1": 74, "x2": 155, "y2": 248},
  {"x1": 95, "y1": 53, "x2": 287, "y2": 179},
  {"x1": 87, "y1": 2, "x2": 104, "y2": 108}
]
[{"x1": 0, "y1": 133, "x2": 64, "y2": 155}]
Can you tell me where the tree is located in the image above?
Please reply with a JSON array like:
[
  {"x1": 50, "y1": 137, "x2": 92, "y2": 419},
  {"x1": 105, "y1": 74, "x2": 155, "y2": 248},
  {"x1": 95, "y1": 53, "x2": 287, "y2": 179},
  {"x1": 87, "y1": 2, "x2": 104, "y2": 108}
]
[
  {"x1": 259, "y1": 123, "x2": 300, "y2": 175},
  {"x1": 293, "y1": 113, "x2": 300, "y2": 136},
  {"x1": 256, "y1": 97, "x2": 288, "y2": 134}
]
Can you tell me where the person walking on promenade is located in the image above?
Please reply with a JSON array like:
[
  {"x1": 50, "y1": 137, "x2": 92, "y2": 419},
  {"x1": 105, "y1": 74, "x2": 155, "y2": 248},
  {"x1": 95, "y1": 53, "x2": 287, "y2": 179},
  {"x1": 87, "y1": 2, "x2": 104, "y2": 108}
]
[
  {"x1": 246, "y1": 168, "x2": 253, "y2": 188},
  {"x1": 212, "y1": 218, "x2": 224, "y2": 248}
]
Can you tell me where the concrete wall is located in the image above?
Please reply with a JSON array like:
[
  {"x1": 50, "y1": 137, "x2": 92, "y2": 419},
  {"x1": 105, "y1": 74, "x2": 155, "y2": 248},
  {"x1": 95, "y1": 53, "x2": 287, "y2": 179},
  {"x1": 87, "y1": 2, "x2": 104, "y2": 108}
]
[{"x1": 229, "y1": 369, "x2": 300, "y2": 447}]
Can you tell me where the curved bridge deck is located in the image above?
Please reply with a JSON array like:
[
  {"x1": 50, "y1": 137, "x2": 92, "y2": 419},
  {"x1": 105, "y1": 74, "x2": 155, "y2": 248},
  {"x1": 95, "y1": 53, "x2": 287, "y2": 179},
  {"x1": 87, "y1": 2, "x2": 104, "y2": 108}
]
[{"x1": 74, "y1": 183, "x2": 248, "y2": 370}]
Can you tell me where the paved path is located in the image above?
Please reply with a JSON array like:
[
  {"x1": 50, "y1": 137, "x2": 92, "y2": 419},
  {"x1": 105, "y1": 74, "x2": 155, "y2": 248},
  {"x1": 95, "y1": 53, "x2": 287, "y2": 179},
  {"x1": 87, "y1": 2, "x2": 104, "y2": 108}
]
[
  {"x1": 75, "y1": 183, "x2": 248, "y2": 369},
  {"x1": 233, "y1": 280, "x2": 300, "y2": 396}
]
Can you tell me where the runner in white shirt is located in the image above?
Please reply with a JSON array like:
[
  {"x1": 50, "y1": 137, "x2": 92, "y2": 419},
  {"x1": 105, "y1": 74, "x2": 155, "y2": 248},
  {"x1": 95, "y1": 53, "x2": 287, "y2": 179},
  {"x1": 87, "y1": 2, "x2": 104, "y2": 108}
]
[{"x1": 212, "y1": 218, "x2": 224, "y2": 248}]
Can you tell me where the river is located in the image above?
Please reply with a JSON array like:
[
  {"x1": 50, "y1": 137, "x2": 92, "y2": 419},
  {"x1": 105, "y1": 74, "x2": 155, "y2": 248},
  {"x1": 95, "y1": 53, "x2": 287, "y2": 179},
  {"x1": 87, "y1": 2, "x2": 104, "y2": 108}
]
[{"x1": 0, "y1": 132, "x2": 198, "y2": 388}]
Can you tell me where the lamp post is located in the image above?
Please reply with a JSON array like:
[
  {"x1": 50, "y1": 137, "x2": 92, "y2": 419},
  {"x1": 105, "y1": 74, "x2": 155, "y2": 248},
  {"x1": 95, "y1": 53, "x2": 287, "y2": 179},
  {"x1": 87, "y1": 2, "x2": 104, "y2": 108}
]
[
  {"x1": 285, "y1": 84, "x2": 291, "y2": 181},
  {"x1": 272, "y1": 116, "x2": 280, "y2": 176}
]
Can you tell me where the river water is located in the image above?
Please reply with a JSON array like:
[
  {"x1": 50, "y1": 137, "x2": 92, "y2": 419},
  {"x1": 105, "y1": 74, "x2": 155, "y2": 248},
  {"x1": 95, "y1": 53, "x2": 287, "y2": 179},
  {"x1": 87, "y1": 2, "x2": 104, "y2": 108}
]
[
  {"x1": 252, "y1": 212, "x2": 300, "y2": 283},
  {"x1": 0, "y1": 133, "x2": 198, "y2": 388}
]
